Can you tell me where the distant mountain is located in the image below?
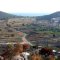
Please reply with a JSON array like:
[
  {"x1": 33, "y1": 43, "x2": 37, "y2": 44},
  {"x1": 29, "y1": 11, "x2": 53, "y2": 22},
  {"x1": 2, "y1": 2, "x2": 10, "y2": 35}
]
[
  {"x1": 0, "y1": 11, "x2": 20, "y2": 20},
  {"x1": 1, "y1": 11, "x2": 60, "y2": 20},
  {"x1": 13, "y1": 13, "x2": 47, "y2": 16},
  {"x1": 36, "y1": 11, "x2": 60, "y2": 20}
]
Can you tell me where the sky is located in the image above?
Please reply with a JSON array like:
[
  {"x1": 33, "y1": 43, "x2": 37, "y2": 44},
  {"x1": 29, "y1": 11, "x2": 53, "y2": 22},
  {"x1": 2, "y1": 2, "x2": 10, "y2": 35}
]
[{"x1": 0, "y1": 0, "x2": 60, "y2": 15}]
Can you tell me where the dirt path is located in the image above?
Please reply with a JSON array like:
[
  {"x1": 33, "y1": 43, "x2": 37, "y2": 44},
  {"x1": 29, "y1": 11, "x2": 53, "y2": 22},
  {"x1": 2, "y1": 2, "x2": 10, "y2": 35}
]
[{"x1": 21, "y1": 33, "x2": 33, "y2": 45}]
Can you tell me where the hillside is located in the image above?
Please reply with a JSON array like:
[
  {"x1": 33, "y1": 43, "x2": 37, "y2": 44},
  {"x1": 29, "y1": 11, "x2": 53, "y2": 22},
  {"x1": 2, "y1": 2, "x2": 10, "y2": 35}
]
[
  {"x1": 0, "y1": 11, "x2": 20, "y2": 20},
  {"x1": 36, "y1": 11, "x2": 60, "y2": 20},
  {"x1": 1, "y1": 11, "x2": 60, "y2": 20}
]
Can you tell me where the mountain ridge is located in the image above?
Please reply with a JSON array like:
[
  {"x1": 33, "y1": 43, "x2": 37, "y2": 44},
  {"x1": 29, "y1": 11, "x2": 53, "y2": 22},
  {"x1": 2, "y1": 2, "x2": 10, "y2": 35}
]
[
  {"x1": 36, "y1": 11, "x2": 60, "y2": 20},
  {"x1": 0, "y1": 11, "x2": 60, "y2": 20},
  {"x1": 0, "y1": 11, "x2": 20, "y2": 20}
]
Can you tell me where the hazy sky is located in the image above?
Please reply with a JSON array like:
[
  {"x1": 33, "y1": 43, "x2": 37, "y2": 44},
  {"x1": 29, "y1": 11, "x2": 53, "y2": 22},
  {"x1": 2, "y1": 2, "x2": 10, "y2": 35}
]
[{"x1": 0, "y1": 0, "x2": 60, "y2": 13}]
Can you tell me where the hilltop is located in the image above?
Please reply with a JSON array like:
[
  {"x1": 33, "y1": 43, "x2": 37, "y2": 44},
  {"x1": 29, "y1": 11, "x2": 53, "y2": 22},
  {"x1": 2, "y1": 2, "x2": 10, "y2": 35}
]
[
  {"x1": 0, "y1": 11, "x2": 20, "y2": 20},
  {"x1": 36, "y1": 11, "x2": 60, "y2": 20},
  {"x1": 0, "y1": 11, "x2": 60, "y2": 20}
]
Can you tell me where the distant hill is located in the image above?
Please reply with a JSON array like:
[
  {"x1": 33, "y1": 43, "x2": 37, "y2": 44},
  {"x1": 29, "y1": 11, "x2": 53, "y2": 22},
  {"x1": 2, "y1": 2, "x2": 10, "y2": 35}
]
[
  {"x1": 1, "y1": 11, "x2": 60, "y2": 20},
  {"x1": 0, "y1": 11, "x2": 20, "y2": 20},
  {"x1": 36, "y1": 11, "x2": 60, "y2": 20}
]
